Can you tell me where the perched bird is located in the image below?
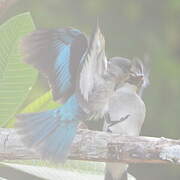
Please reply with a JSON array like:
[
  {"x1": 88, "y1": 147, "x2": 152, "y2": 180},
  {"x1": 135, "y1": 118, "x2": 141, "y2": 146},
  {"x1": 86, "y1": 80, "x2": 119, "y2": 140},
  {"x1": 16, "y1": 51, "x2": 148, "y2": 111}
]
[
  {"x1": 16, "y1": 24, "x2": 132, "y2": 162},
  {"x1": 103, "y1": 58, "x2": 149, "y2": 180}
]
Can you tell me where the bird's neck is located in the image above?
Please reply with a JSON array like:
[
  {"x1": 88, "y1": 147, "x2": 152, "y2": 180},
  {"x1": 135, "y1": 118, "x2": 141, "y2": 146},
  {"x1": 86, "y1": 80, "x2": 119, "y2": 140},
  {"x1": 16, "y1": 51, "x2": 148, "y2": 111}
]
[{"x1": 117, "y1": 83, "x2": 137, "y2": 94}]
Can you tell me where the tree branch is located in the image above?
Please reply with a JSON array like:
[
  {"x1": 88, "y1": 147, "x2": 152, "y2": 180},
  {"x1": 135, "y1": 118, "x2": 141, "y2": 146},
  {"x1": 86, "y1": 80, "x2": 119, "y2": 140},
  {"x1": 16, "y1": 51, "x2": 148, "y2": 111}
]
[{"x1": 0, "y1": 128, "x2": 180, "y2": 165}]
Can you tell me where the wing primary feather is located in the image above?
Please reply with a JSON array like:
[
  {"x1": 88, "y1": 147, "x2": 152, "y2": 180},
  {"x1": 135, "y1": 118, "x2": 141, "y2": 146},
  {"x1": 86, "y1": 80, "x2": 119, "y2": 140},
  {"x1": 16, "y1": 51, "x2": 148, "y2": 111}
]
[{"x1": 79, "y1": 24, "x2": 107, "y2": 101}]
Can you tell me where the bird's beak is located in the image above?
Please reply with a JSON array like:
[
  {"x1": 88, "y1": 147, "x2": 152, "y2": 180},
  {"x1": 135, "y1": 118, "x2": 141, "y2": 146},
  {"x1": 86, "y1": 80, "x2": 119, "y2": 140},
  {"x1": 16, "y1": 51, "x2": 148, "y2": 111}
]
[
  {"x1": 130, "y1": 73, "x2": 143, "y2": 81},
  {"x1": 127, "y1": 72, "x2": 144, "y2": 87}
]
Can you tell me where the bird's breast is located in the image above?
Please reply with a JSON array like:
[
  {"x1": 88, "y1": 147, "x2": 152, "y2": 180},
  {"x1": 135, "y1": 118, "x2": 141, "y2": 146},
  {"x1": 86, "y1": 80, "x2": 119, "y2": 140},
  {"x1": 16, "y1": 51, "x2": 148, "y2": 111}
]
[{"x1": 104, "y1": 90, "x2": 146, "y2": 136}]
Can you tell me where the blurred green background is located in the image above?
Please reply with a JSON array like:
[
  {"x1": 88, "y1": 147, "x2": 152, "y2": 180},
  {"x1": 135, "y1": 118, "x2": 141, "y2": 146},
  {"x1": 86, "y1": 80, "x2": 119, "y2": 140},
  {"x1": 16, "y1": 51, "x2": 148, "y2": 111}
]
[{"x1": 0, "y1": 0, "x2": 180, "y2": 179}]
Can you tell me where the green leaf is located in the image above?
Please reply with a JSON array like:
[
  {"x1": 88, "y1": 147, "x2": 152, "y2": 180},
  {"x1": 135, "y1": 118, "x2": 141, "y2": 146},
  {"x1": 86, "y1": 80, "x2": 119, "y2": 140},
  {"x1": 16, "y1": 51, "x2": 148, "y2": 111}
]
[
  {"x1": 6, "y1": 91, "x2": 59, "y2": 127},
  {"x1": 0, "y1": 12, "x2": 38, "y2": 126},
  {"x1": 1, "y1": 162, "x2": 104, "y2": 180},
  {"x1": 1, "y1": 162, "x2": 136, "y2": 180},
  {"x1": 20, "y1": 91, "x2": 59, "y2": 113}
]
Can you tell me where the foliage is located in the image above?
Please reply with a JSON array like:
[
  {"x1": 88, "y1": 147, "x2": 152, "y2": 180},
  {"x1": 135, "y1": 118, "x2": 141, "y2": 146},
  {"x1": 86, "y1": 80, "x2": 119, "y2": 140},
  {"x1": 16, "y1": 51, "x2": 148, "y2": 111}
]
[
  {"x1": 1, "y1": 162, "x2": 104, "y2": 180},
  {"x1": 0, "y1": 12, "x2": 38, "y2": 126}
]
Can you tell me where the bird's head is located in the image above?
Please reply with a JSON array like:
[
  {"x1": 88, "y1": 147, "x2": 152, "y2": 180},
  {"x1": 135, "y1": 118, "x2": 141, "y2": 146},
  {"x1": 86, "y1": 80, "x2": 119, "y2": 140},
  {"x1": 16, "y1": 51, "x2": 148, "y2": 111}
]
[
  {"x1": 127, "y1": 58, "x2": 150, "y2": 94},
  {"x1": 108, "y1": 57, "x2": 149, "y2": 93},
  {"x1": 127, "y1": 59, "x2": 144, "y2": 89},
  {"x1": 108, "y1": 57, "x2": 132, "y2": 88},
  {"x1": 128, "y1": 58, "x2": 150, "y2": 94}
]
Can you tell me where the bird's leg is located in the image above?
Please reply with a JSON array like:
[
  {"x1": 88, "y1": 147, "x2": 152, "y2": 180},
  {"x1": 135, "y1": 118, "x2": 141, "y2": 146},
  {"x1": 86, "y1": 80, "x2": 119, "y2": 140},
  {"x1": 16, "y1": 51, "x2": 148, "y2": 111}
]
[
  {"x1": 105, "y1": 113, "x2": 130, "y2": 133},
  {"x1": 119, "y1": 114, "x2": 130, "y2": 123}
]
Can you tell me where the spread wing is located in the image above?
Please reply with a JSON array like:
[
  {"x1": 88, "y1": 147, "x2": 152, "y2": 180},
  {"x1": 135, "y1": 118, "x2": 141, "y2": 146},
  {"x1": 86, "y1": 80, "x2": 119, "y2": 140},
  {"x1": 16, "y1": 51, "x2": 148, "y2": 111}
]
[
  {"x1": 79, "y1": 24, "x2": 107, "y2": 101},
  {"x1": 21, "y1": 28, "x2": 88, "y2": 102}
]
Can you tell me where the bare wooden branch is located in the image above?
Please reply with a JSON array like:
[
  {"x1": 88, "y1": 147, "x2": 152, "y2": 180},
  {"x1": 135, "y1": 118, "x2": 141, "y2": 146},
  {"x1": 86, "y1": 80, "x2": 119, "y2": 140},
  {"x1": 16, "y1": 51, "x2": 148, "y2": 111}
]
[{"x1": 0, "y1": 128, "x2": 180, "y2": 165}]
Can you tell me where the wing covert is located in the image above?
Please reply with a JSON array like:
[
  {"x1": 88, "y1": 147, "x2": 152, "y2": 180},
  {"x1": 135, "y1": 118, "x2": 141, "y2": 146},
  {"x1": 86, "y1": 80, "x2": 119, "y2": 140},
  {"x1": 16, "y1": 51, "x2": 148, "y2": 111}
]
[{"x1": 21, "y1": 28, "x2": 88, "y2": 102}]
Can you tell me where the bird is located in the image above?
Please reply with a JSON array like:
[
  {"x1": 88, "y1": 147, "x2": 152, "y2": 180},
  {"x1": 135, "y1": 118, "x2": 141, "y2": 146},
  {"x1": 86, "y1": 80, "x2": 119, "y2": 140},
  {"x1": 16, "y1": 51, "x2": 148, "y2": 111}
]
[
  {"x1": 16, "y1": 24, "x2": 132, "y2": 162},
  {"x1": 16, "y1": 27, "x2": 89, "y2": 162},
  {"x1": 103, "y1": 58, "x2": 149, "y2": 180}
]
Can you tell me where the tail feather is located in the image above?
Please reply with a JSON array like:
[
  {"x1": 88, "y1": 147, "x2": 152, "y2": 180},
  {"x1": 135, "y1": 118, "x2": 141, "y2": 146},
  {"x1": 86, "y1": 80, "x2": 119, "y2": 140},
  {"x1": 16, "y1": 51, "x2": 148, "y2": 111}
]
[
  {"x1": 104, "y1": 166, "x2": 128, "y2": 180},
  {"x1": 16, "y1": 111, "x2": 53, "y2": 131},
  {"x1": 16, "y1": 111, "x2": 59, "y2": 147},
  {"x1": 104, "y1": 170, "x2": 114, "y2": 180},
  {"x1": 16, "y1": 96, "x2": 82, "y2": 162},
  {"x1": 104, "y1": 168, "x2": 128, "y2": 180},
  {"x1": 38, "y1": 120, "x2": 78, "y2": 161}
]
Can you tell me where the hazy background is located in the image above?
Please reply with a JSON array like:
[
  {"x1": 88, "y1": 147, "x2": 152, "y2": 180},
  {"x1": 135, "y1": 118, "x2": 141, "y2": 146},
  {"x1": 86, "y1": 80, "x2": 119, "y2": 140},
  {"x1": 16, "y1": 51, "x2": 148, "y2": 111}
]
[{"x1": 1, "y1": 0, "x2": 180, "y2": 179}]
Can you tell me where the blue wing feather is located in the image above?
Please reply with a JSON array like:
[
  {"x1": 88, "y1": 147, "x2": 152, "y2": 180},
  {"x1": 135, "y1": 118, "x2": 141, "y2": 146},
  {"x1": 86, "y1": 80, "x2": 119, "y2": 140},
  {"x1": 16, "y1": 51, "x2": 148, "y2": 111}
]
[
  {"x1": 16, "y1": 95, "x2": 84, "y2": 162},
  {"x1": 54, "y1": 45, "x2": 71, "y2": 93},
  {"x1": 22, "y1": 28, "x2": 88, "y2": 102},
  {"x1": 19, "y1": 28, "x2": 88, "y2": 162}
]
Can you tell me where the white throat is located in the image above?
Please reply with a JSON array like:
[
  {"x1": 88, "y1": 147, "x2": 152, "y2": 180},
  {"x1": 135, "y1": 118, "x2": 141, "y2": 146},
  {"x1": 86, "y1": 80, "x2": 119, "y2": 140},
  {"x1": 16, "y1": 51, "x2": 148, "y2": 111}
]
[{"x1": 117, "y1": 83, "x2": 137, "y2": 94}]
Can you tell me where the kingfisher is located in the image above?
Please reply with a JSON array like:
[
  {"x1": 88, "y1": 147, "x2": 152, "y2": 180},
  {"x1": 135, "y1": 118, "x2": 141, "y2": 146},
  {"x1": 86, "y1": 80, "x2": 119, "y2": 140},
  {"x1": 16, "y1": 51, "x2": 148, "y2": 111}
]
[
  {"x1": 16, "y1": 23, "x2": 136, "y2": 162},
  {"x1": 103, "y1": 58, "x2": 149, "y2": 180}
]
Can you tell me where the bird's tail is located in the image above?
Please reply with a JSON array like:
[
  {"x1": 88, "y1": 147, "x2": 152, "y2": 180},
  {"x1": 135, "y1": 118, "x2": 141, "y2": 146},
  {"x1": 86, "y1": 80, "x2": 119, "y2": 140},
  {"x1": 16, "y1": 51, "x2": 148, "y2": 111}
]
[
  {"x1": 104, "y1": 170, "x2": 128, "y2": 180},
  {"x1": 104, "y1": 170, "x2": 136, "y2": 180},
  {"x1": 104, "y1": 163, "x2": 128, "y2": 180},
  {"x1": 16, "y1": 95, "x2": 82, "y2": 162}
]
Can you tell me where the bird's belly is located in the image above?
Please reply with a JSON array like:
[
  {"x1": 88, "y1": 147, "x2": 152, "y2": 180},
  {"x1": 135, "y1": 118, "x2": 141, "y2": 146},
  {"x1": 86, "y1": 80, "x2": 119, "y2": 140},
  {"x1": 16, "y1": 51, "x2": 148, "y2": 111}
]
[
  {"x1": 104, "y1": 90, "x2": 146, "y2": 179},
  {"x1": 104, "y1": 92, "x2": 146, "y2": 136},
  {"x1": 111, "y1": 112, "x2": 144, "y2": 136}
]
